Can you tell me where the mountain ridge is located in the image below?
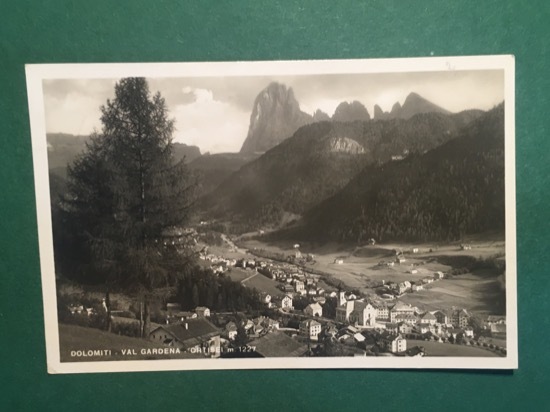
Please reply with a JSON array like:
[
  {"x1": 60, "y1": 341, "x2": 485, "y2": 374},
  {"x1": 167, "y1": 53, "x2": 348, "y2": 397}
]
[
  {"x1": 373, "y1": 92, "x2": 451, "y2": 120},
  {"x1": 201, "y1": 108, "x2": 486, "y2": 232},
  {"x1": 332, "y1": 101, "x2": 371, "y2": 122},
  {"x1": 285, "y1": 103, "x2": 505, "y2": 243}
]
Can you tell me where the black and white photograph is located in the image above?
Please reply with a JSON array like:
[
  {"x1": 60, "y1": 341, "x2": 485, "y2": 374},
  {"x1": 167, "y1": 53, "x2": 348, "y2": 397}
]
[{"x1": 26, "y1": 56, "x2": 517, "y2": 373}]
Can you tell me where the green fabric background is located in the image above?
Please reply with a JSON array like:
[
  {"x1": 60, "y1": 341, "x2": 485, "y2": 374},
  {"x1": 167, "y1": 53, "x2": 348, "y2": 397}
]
[{"x1": 0, "y1": 0, "x2": 547, "y2": 410}]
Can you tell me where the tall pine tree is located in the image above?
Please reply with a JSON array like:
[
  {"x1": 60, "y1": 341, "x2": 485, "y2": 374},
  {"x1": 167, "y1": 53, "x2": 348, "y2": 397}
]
[{"x1": 65, "y1": 77, "x2": 197, "y2": 336}]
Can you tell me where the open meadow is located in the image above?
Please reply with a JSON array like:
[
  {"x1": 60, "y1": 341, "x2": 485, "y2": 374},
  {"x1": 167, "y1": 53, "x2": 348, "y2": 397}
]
[
  {"x1": 399, "y1": 270, "x2": 505, "y2": 314},
  {"x1": 227, "y1": 267, "x2": 283, "y2": 296},
  {"x1": 407, "y1": 340, "x2": 502, "y2": 357}
]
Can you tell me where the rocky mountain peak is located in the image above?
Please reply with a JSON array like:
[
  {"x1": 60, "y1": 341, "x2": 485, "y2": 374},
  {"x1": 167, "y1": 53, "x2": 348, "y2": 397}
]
[
  {"x1": 374, "y1": 104, "x2": 393, "y2": 120},
  {"x1": 332, "y1": 101, "x2": 371, "y2": 122},
  {"x1": 398, "y1": 92, "x2": 450, "y2": 119},
  {"x1": 390, "y1": 102, "x2": 402, "y2": 116},
  {"x1": 373, "y1": 94, "x2": 451, "y2": 121},
  {"x1": 240, "y1": 82, "x2": 312, "y2": 154},
  {"x1": 312, "y1": 109, "x2": 331, "y2": 122}
]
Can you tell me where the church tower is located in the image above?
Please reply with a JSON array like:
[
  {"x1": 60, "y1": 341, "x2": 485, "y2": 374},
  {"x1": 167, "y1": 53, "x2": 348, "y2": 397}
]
[{"x1": 338, "y1": 290, "x2": 346, "y2": 307}]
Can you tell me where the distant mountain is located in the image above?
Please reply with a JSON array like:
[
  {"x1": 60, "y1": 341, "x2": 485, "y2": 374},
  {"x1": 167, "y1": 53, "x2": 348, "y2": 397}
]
[
  {"x1": 312, "y1": 109, "x2": 331, "y2": 122},
  {"x1": 172, "y1": 143, "x2": 202, "y2": 163},
  {"x1": 204, "y1": 121, "x2": 369, "y2": 229},
  {"x1": 188, "y1": 152, "x2": 260, "y2": 196},
  {"x1": 47, "y1": 133, "x2": 201, "y2": 178},
  {"x1": 390, "y1": 102, "x2": 402, "y2": 118},
  {"x1": 373, "y1": 92, "x2": 451, "y2": 120},
  {"x1": 288, "y1": 104, "x2": 505, "y2": 243},
  {"x1": 373, "y1": 104, "x2": 390, "y2": 120},
  {"x1": 332, "y1": 101, "x2": 370, "y2": 122},
  {"x1": 239, "y1": 82, "x2": 312, "y2": 154},
  {"x1": 398, "y1": 92, "x2": 451, "y2": 119},
  {"x1": 450, "y1": 109, "x2": 486, "y2": 128},
  {"x1": 202, "y1": 109, "x2": 484, "y2": 231},
  {"x1": 47, "y1": 133, "x2": 90, "y2": 173}
]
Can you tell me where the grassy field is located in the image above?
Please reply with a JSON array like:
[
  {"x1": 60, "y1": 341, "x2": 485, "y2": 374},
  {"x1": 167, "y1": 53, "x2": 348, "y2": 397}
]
[
  {"x1": 59, "y1": 324, "x2": 200, "y2": 362},
  {"x1": 399, "y1": 270, "x2": 505, "y2": 315},
  {"x1": 227, "y1": 267, "x2": 283, "y2": 296},
  {"x1": 480, "y1": 337, "x2": 507, "y2": 349},
  {"x1": 407, "y1": 339, "x2": 501, "y2": 357},
  {"x1": 226, "y1": 267, "x2": 252, "y2": 282},
  {"x1": 240, "y1": 238, "x2": 467, "y2": 292},
  {"x1": 243, "y1": 273, "x2": 287, "y2": 297}
]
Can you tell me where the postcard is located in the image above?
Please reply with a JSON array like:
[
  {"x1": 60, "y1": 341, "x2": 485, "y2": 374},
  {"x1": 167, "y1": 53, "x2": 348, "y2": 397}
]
[{"x1": 25, "y1": 56, "x2": 517, "y2": 373}]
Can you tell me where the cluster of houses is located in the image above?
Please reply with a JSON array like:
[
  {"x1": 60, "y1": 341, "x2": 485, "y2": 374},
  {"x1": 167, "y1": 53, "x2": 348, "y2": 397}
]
[
  {"x1": 485, "y1": 315, "x2": 507, "y2": 338},
  {"x1": 391, "y1": 149, "x2": 410, "y2": 162},
  {"x1": 160, "y1": 226, "x2": 198, "y2": 249},
  {"x1": 67, "y1": 303, "x2": 95, "y2": 316},
  {"x1": 289, "y1": 292, "x2": 498, "y2": 355},
  {"x1": 238, "y1": 282, "x2": 490, "y2": 355},
  {"x1": 165, "y1": 303, "x2": 211, "y2": 324},
  {"x1": 199, "y1": 251, "x2": 239, "y2": 275},
  {"x1": 149, "y1": 317, "x2": 222, "y2": 358},
  {"x1": 143, "y1": 287, "x2": 506, "y2": 357},
  {"x1": 224, "y1": 316, "x2": 281, "y2": 341},
  {"x1": 378, "y1": 270, "x2": 446, "y2": 297},
  {"x1": 333, "y1": 290, "x2": 476, "y2": 336},
  {"x1": 276, "y1": 277, "x2": 326, "y2": 298},
  {"x1": 254, "y1": 262, "x2": 330, "y2": 310},
  {"x1": 141, "y1": 232, "x2": 503, "y2": 357},
  {"x1": 296, "y1": 321, "x2": 408, "y2": 355},
  {"x1": 333, "y1": 325, "x2": 408, "y2": 354},
  {"x1": 200, "y1": 253, "x2": 298, "y2": 277}
]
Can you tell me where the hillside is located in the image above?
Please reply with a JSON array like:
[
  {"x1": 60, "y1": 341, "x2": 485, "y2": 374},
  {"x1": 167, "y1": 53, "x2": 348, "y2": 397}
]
[
  {"x1": 47, "y1": 133, "x2": 90, "y2": 173},
  {"x1": 203, "y1": 122, "x2": 368, "y2": 229},
  {"x1": 172, "y1": 142, "x2": 202, "y2": 163},
  {"x1": 202, "y1": 110, "x2": 485, "y2": 231},
  {"x1": 288, "y1": 104, "x2": 505, "y2": 243},
  {"x1": 188, "y1": 152, "x2": 260, "y2": 196},
  {"x1": 47, "y1": 133, "x2": 201, "y2": 178}
]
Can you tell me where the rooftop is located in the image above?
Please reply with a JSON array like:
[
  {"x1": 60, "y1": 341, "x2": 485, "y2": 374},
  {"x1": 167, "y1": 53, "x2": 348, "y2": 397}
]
[
  {"x1": 151, "y1": 318, "x2": 220, "y2": 347},
  {"x1": 248, "y1": 332, "x2": 309, "y2": 358}
]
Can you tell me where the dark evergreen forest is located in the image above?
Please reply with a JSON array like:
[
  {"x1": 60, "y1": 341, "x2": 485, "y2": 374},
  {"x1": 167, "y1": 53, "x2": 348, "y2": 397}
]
[{"x1": 289, "y1": 104, "x2": 505, "y2": 243}]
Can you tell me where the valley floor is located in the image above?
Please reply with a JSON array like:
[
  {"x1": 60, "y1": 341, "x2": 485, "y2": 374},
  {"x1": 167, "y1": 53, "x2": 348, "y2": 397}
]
[{"x1": 238, "y1": 235, "x2": 506, "y2": 316}]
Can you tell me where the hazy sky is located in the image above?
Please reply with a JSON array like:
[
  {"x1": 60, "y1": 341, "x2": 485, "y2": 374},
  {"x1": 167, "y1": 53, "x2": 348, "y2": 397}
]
[{"x1": 43, "y1": 70, "x2": 504, "y2": 153}]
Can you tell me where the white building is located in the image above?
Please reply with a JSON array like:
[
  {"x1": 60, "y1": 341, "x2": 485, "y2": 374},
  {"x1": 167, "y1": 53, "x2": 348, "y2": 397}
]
[
  {"x1": 304, "y1": 302, "x2": 323, "y2": 317},
  {"x1": 336, "y1": 300, "x2": 377, "y2": 327},
  {"x1": 300, "y1": 319, "x2": 322, "y2": 341}
]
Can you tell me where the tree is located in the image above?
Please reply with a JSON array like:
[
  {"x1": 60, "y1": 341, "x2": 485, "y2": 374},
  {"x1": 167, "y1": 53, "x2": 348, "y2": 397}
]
[
  {"x1": 234, "y1": 326, "x2": 248, "y2": 347},
  {"x1": 192, "y1": 284, "x2": 200, "y2": 308},
  {"x1": 64, "y1": 77, "x2": 197, "y2": 337},
  {"x1": 323, "y1": 337, "x2": 346, "y2": 357}
]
